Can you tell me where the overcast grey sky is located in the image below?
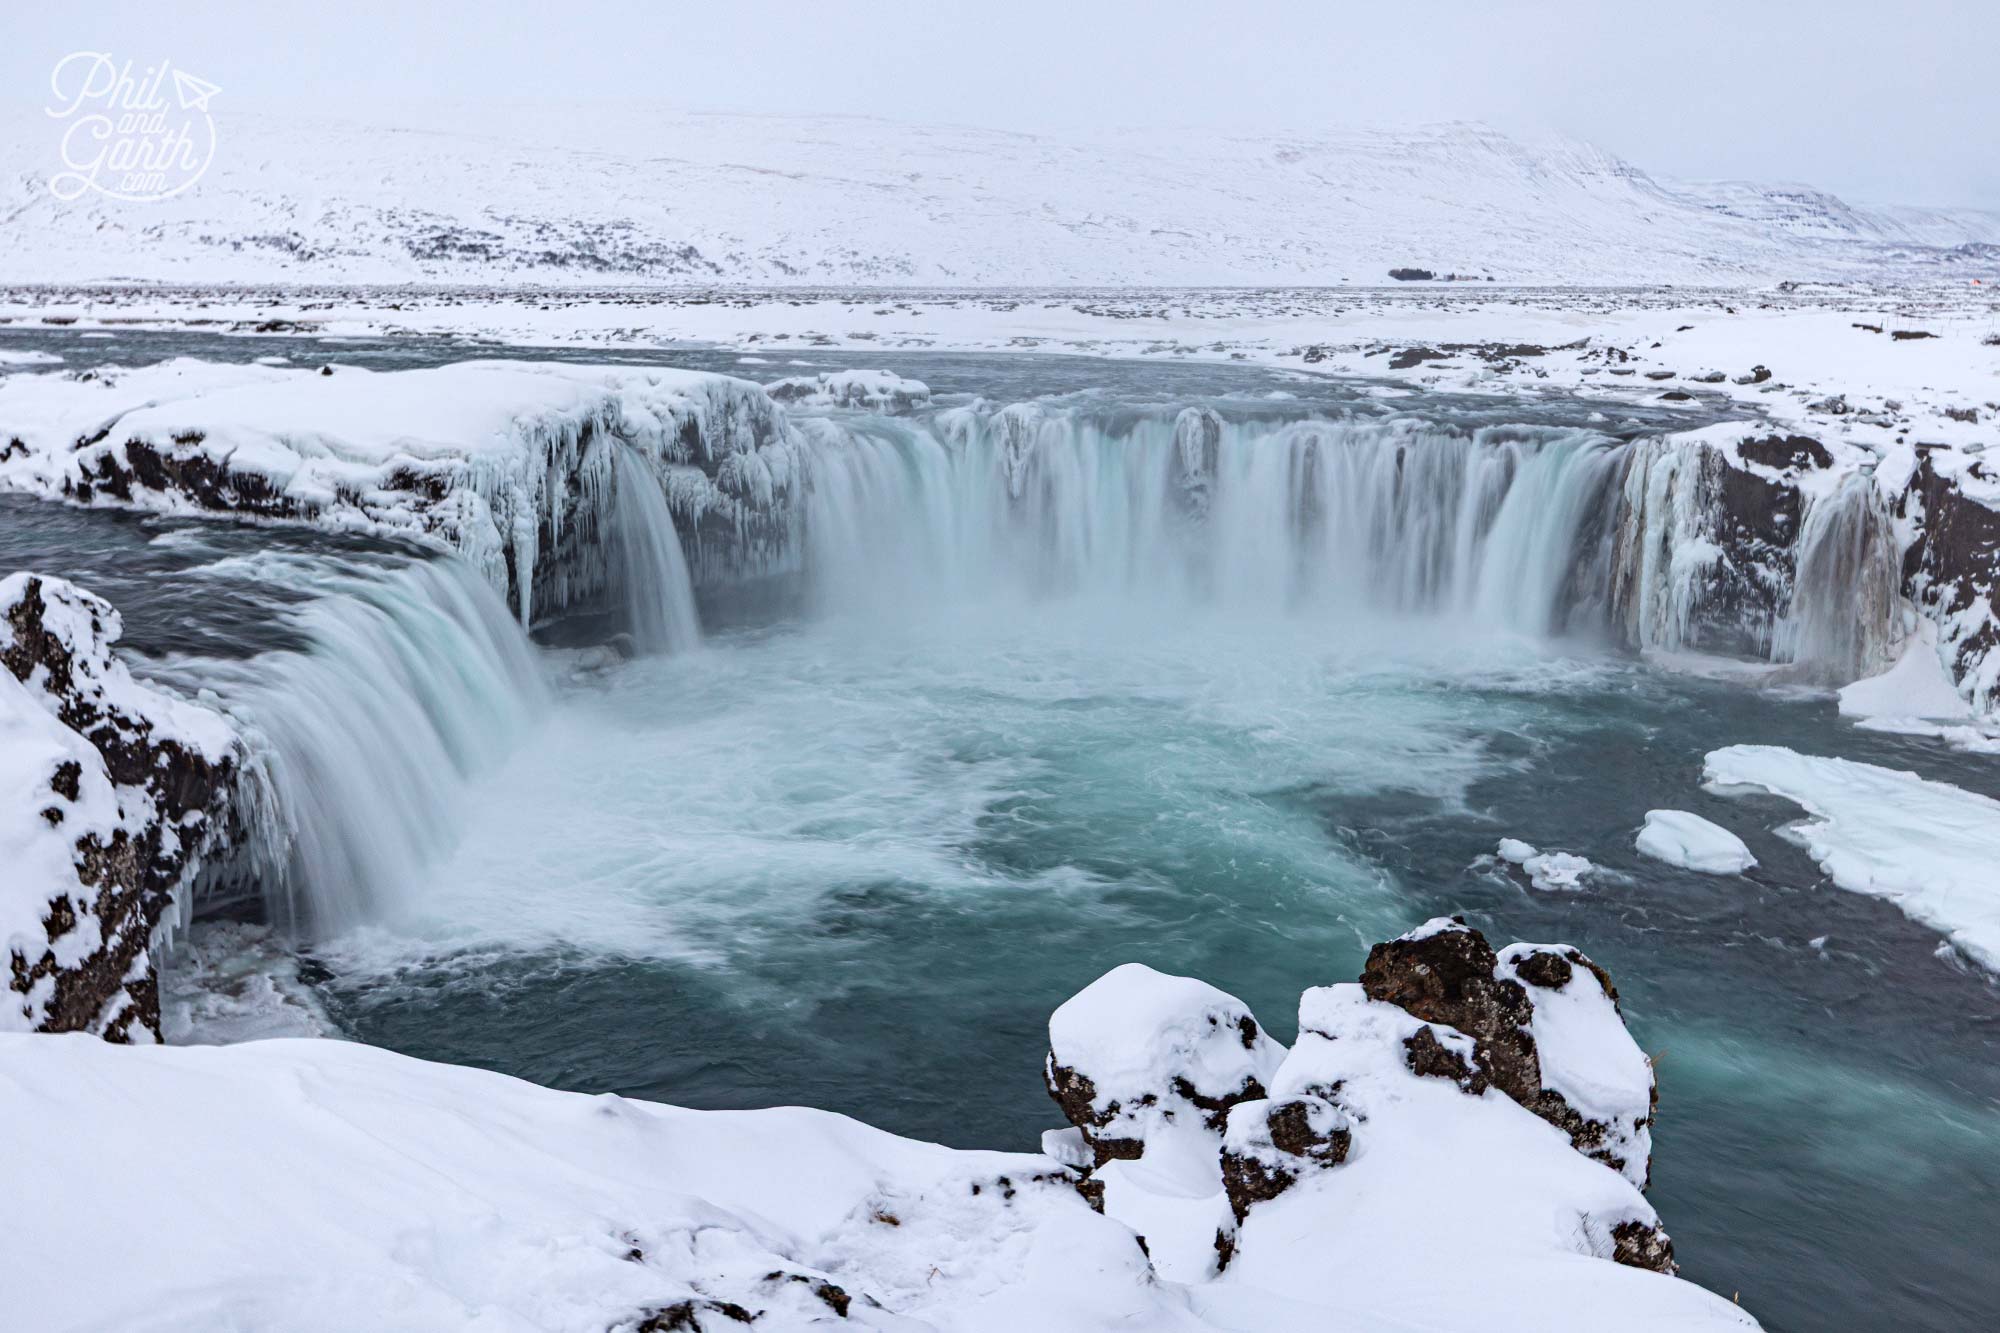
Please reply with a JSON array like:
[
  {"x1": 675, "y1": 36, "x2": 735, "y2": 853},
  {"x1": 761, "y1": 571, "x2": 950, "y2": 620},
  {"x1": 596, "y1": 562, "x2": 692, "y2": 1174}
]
[{"x1": 8, "y1": 0, "x2": 1997, "y2": 209}]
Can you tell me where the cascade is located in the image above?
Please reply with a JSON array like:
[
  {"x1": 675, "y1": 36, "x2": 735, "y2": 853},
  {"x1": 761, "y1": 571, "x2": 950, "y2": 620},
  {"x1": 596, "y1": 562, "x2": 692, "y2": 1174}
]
[
  {"x1": 612, "y1": 446, "x2": 703, "y2": 655},
  {"x1": 171, "y1": 556, "x2": 549, "y2": 937},
  {"x1": 798, "y1": 406, "x2": 1627, "y2": 635},
  {"x1": 1776, "y1": 474, "x2": 1901, "y2": 680}
]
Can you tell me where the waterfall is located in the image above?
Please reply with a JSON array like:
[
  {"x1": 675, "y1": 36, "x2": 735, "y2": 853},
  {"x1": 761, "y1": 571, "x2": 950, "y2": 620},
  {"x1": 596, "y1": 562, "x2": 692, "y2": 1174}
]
[
  {"x1": 1608, "y1": 436, "x2": 1737, "y2": 655},
  {"x1": 798, "y1": 407, "x2": 1626, "y2": 635},
  {"x1": 612, "y1": 447, "x2": 703, "y2": 655},
  {"x1": 171, "y1": 556, "x2": 549, "y2": 938},
  {"x1": 1776, "y1": 474, "x2": 1900, "y2": 680}
]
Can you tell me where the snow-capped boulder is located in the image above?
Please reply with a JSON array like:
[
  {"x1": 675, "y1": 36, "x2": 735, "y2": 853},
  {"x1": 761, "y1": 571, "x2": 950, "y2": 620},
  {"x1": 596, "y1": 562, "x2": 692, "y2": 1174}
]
[
  {"x1": 1222, "y1": 979, "x2": 1684, "y2": 1311},
  {"x1": 1497, "y1": 942, "x2": 1658, "y2": 1188},
  {"x1": 1361, "y1": 917, "x2": 1658, "y2": 1188},
  {"x1": 1043, "y1": 963, "x2": 1285, "y2": 1280},
  {"x1": 1045, "y1": 923, "x2": 1684, "y2": 1303},
  {"x1": 1, "y1": 574, "x2": 237, "y2": 1039},
  {"x1": 1044, "y1": 962, "x2": 1287, "y2": 1169},
  {"x1": 763, "y1": 369, "x2": 931, "y2": 412}
]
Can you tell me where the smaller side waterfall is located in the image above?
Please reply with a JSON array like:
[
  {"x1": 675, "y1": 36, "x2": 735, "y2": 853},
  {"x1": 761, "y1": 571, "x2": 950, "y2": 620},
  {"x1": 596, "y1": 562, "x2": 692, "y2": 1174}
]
[
  {"x1": 1776, "y1": 475, "x2": 1901, "y2": 681},
  {"x1": 612, "y1": 447, "x2": 703, "y2": 655},
  {"x1": 179, "y1": 556, "x2": 549, "y2": 938}
]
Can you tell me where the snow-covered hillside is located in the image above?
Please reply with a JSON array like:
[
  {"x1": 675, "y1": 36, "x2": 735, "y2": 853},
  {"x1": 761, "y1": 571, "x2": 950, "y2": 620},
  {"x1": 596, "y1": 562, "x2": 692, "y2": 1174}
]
[{"x1": 4, "y1": 108, "x2": 1997, "y2": 286}]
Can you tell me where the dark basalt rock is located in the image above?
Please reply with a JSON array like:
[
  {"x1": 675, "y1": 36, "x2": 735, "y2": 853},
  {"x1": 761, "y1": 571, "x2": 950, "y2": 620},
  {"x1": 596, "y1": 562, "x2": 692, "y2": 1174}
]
[
  {"x1": 1612, "y1": 1218, "x2": 1679, "y2": 1275},
  {"x1": 1388, "y1": 346, "x2": 1450, "y2": 370},
  {"x1": 1219, "y1": 1097, "x2": 1353, "y2": 1229},
  {"x1": 1899, "y1": 453, "x2": 2000, "y2": 711},
  {"x1": 1738, "y1": 434, "x2": 1833, "y2": 472},
  {"x1": 1361, "y1": 920, "x2": 1541, "y2": 1108},
  {"x1": 1043, "y1": 1058, "x2": 1146, "y2": 1166},
  {"x1": 636, "y1": 1299, "x2": 757, "y2": 1330},
  {"x1": 1402, "y1": 1024, "x2": 1487, "y2": 1094}
]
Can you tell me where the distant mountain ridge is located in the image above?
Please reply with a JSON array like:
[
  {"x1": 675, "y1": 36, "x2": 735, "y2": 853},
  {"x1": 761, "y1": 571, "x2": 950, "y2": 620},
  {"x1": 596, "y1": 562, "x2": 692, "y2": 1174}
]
[{"x1": 3, "y1": 109, "x2": 1996, "y2": 286}]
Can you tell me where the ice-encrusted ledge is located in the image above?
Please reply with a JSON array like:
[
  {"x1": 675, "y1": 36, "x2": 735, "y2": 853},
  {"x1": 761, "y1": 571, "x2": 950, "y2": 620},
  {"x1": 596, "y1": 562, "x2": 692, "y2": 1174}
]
[
  {"x1": 0, "y1": 358, "x2": 808, "y2": 625},
  {"x1": 0, "y1": 918, "x2": 1756, "y2": 1332},
  {"x1": 1, "y1": 572, "x2": 237, "y2": 1040}
]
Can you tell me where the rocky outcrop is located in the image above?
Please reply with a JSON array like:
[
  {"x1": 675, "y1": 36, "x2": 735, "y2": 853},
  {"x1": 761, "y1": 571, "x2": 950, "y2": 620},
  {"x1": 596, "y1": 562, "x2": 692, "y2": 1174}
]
[
  {"x1": 1610, "y1": 429, "x2": 1923, "y2": 688},
  {"x1": 1899, "y1": 452, "x2": 2000, "y2": 711},
  {"x1": 1, "y1": 573, "x2": 238, "y2": 1040},
  {"x1": 1043, "y1": 922, "x2": 1677, "y2": 1286},
  {"x1": 1362, "y1": 919, "x2": 1656, "y2": 1187},
  {"x1": 1043, "y1": 962, "x2": 1284, "y2": 1170},
  {"x1": 762, "y1": 369, "x2": 930, "y2": 413}
]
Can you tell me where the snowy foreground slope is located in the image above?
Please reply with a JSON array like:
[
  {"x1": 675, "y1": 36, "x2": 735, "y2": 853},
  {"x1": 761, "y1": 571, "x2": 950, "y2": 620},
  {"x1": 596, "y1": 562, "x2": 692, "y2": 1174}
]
[
  {"x1": 0, "y1": 921, "x2": 1756, "y2": 1333},
  {"x1": 3, "y1": 109, "x2": 1998, "y2": 286}
]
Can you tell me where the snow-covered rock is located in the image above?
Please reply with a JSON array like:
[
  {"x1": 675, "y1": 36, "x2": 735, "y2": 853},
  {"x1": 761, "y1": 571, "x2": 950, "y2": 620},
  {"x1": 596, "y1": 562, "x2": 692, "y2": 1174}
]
[
  {"x1": 1043, "y1": 963, "x2": 1285, "y2": 1281},
  {"x1": 763, "y1": 369, "x2": 931, "y2": 412},
  {"x1": 1227, "y1": 981, "x2": 1692, "y2": 1318},
  {"x1": 1, "y1": 573, "x2": 237, "y2": 1039},
  {"x1": 1033, "y1": 921, "x2": 1723, "y2": 1327},
  {"x1": 1635, "y1": 810, "x2": 1758, "y2": 874},
  {"x1": 1361, "y1": 918, "x2": 1657, "y2": 1188},
  {"x1": 0, "y1": 359, "x2": 806, "y2": 622},
  {"x1": 1704, "y1": 744, "x2": 2000, "y2": 970}
]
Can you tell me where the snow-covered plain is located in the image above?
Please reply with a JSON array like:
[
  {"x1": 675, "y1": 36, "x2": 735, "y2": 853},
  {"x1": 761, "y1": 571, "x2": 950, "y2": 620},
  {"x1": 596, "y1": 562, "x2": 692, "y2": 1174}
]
[
  {"x1": 1704, "y1": 744, "x2": 2000, "y2": 970},
  {"x1": 3, "y1": 110, "x2": 1998, "y2": 286}
]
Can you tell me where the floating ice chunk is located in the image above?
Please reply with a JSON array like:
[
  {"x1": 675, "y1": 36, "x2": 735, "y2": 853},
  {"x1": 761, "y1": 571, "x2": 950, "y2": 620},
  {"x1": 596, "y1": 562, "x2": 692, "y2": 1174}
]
[
  {"x1": 1704, "y1": 744, "x2": 2000, "y2": 970},
  {"x1": 1635, "y1": 810, "x2": 1757, "y2": 874},
  {"x1": 1497, "y1": 839, "x2": 1596, "y2": 891}
]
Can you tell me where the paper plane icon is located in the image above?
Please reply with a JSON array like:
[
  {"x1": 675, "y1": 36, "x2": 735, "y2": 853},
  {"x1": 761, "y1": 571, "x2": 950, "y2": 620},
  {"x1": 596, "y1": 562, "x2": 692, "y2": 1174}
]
[{"x1": 172, "y1": 69, "x2": 220, "y2": 112}]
